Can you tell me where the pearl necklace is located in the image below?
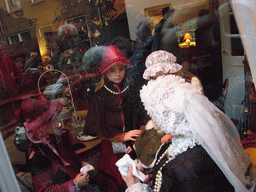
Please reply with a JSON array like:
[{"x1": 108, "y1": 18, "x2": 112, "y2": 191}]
[
  {"x1": 104, "y1": 84, "x2": 129, "y2": 95},
  {"x1": 153, "y1": 146, "x2": 174, "y2": 192}
]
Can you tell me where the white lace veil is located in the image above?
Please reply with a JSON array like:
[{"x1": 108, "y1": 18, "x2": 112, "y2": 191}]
[{"x1": 140, "y1": 74, "x2": 254, "y2": 192}]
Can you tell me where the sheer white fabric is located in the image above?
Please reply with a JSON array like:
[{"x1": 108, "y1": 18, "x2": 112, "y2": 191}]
[{"x1": 140, "y1": 74, "x2": 254, "y2": 192}]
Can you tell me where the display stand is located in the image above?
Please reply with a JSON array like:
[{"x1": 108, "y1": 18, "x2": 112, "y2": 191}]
[{"x1": 37, "y1": 65, "x2": 83, "y2": 131}]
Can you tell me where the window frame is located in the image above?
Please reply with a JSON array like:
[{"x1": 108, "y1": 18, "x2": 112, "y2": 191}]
[
  {"x1": 8, "y1": 31, "x2": 31, "y2": 45},
  {"x1": 4, "y1": 0, "x2": 22, "y2": 13}
]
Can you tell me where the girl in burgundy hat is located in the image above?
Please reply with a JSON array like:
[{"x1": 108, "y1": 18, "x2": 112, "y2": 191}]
[{"x1": 81, "y1": 45, "x2": 142, "y2": 191}]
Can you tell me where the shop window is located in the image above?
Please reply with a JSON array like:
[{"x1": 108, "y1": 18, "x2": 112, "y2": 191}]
[
  {"x1": 9, "y1": 34, "x2": 19, "y2": 44},
  {"x1": 8, "y1": 31, "x2": 31, "y2": 45},
  {"x1": 20, "y1": 31, "x2": 31, "y2": 42},
  {"x1": 0, "y1": 29, "x2": 6, "y2": 44},
  {"x1": 4, "y1": 0, "x2": 22, "y2": 13}
]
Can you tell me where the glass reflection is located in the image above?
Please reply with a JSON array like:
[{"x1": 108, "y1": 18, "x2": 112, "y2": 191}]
[{"x1": 0, "y1": 0, "x2": 255, "y2": 191}]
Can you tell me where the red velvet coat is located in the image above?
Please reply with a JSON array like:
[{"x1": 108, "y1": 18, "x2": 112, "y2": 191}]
[{"x1": 29, "y1": 131, "x2": 81, "y2": 192}]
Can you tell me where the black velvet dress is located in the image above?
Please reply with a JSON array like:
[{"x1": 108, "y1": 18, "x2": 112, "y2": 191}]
[
  {"x1": 83, "y1": 79, "x2": 145, "y2": 140},
  {"x1": 152, "y1": 144, "x2": 235, "y2": 192}
]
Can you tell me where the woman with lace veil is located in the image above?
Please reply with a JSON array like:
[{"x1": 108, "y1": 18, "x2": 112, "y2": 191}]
[{"x1": 120, "y1": 50, "x2": 255, "y2": 192}]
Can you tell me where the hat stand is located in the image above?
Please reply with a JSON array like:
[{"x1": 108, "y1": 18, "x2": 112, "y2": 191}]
[{"x1": 38, "y1": 65, "x2": 83, "y2": 133}]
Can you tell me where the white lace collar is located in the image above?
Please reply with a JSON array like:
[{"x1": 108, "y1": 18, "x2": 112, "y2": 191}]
[
  {"x1": 140, "y1": 75, "x2": 201, "y2": 135},
  {"x1": 147, "y1": 120, "x2": 198, "y2": 161}
]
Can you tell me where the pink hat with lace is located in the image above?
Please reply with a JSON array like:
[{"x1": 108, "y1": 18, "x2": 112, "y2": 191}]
[{"x1": 143, "y1": 50, "x2": 182, "y2": 80}]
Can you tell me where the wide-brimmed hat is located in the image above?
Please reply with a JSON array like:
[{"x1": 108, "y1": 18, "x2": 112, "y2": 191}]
[
  {"x1": 21, "y1": 99, "x2": 62, "y2": 143},
  {"x1": 100, "y1": 45, "x2": 131, "y2": 74},
  {"x1": 143, "y1": 50, "x2": 182, "y2": 80},
  {"x1": 21, "y1": 99, "x2": 69, "y2": 165}
]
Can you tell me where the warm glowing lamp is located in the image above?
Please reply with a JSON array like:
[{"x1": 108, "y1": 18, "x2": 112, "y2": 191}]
[{"x1": 184, "y1": 33, "x2": 192, "y2": 46}]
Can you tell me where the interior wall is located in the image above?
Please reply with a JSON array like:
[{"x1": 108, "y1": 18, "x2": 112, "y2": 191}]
[
  {"x1": 124, "y1": 0, "x2": 209, "y2": 40},
  {"x1": 231, "y1": 0, "x2": 256, "y2": 84}
]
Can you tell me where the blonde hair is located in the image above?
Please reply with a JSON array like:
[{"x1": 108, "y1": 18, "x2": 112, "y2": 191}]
[
  {"x1": 94, "y1": 66, "x2": 133, "y2": 92},
  {"x1": 173, "y1": 69, "x2": 196, "y2": 84},
  {"x1": 95, "y1": 75, "x2": 105, "y2": 92}
]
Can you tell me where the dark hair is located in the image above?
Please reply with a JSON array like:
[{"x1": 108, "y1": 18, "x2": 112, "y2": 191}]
[
  {"x1": 174, "y1": 69, "x2": 197, "y2": 84},
  {"x1": 162, "y1": 6, "x2": 170, "y2": 16},
  {"x1": 110, "y1": 36, "x2": 134, "y2": 58},
  {"x1": 196, "y1": 9, "x2": 212, "y2": 27},
  {"x1": 198, "y1": 9, "x2": 210, "y2": 17},
  {"x1": 135, "y1": 17, "x2": 157, "y2": 45}
]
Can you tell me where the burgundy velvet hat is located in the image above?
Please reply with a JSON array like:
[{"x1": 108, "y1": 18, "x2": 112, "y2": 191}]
[
  {"x1": 82, "y1": 45, "x2": 131, "y2": 76},
  {"x1": 21, "y1": 99, "x2": 69, "y2": 165},
  {"x1": 99, "y1": 45, "x2": 132, "y2": 74},
  {"x1": 21, "y1": 99, "x2": 62, "y2": 142}
]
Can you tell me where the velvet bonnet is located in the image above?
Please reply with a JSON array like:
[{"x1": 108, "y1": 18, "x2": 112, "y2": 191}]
[
  {"x1": 82, "y1": 45, "x2": 131, "y2": 75},
  {"x1": 143, "y1": 50, "x2": 182, "y2": 80}
]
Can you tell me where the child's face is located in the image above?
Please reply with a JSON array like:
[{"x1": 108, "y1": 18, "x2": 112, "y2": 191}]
[{"x1": 105, "y1": 63, "x2": 125, "y2": 84}]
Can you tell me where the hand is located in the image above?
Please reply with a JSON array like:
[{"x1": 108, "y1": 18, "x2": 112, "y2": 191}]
[
  {"x1": 73, "y1": 173, "x2": 89, "y2": 188},
  {"x1": 124, "y1": 130, "x2": 142, "y2": 141},
  {"x1": 161, "y1": 134, "x2": 174, "y2": 144},
  {"x1": 126, "y1": 146, "x2": 132, "y2": 154},
  {"x1": 122, "y1": 166, "x2": 140, "y2": 188}
]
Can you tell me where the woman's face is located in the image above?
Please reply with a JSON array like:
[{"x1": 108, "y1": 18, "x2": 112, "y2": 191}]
[{"x1": 105, "y1": 64, "x2": 125, "y2": 84}]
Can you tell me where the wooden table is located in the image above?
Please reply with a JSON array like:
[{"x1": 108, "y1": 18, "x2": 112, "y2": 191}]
[
  {"x1": 65, "y1": 110, "x2": 102, "y2": 158},
  {"x1": 75, "y1": 138, "x2": 102, "y2": 158}
]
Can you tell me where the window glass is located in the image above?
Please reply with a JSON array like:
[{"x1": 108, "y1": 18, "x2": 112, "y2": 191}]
[
  {"x1": 9, "y1": 34, "x2": 19, "y2": 44},
  {"x1": 20, "y1": 31, "x2": 31, "y2": 42},
  {"x1": 0, "y1": 0, "x2": 254, "y2": 191},
  {"x1": 5, "y1": 0, "x2": 21, "y2": 13},
  {"x1": 230, "y1": 10, "x2": 244, "y2": 56}
]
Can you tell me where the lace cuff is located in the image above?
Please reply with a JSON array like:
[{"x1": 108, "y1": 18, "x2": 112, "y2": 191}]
[{"x1": 125, "y1": 183, "x2": 151, "y2": 192}]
